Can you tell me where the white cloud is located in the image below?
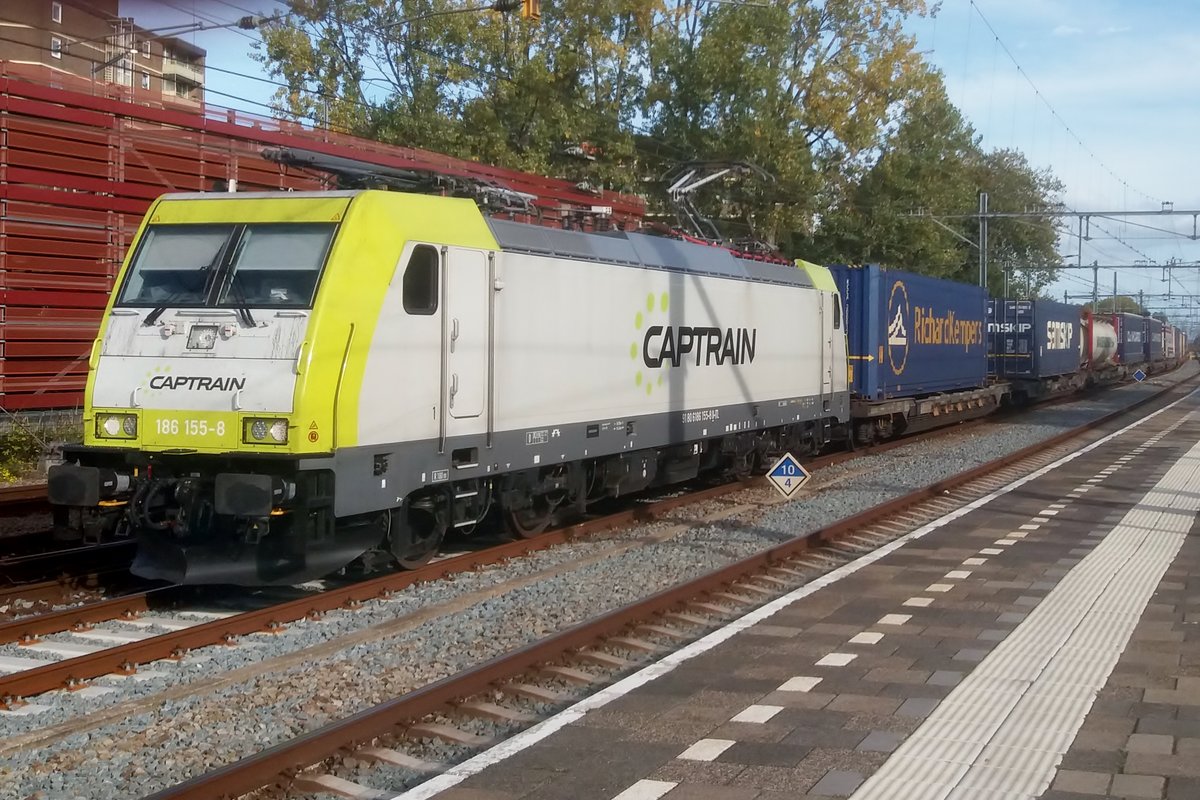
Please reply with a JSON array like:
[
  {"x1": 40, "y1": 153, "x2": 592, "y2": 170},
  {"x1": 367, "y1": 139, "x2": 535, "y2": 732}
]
[
  {"x1": 1053, "y1": 24, "x2": 1084, "y2": 36},
  {"x1": 1098, "y1": 25, "x2": 1131, "y2": 35}
]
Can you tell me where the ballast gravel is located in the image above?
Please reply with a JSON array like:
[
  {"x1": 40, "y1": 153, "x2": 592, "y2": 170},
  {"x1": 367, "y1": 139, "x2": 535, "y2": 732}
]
[{"x1": 0, "y1": 367, "x2": 1193, "y2": 799}]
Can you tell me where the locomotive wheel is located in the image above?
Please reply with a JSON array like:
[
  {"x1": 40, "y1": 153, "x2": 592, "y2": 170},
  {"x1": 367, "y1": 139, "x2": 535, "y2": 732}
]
[
  {"x1": 506, "y1": 500, "x2": 555, "y2": 539},
  {"x1": 395, "y1": 524, "x2": 443, "y2": 569},
  {"x1": 393, "y1": 502, "x2": 446, "y2": 569}
]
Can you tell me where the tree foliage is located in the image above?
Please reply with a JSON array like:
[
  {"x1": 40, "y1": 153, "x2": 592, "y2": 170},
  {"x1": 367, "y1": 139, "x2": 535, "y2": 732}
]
[
  {"x1": 1085, "y1": 296, "x2": 1150, "y2": 315},
  {"x1": 255, "y1": 0, "x2": 1066, "y2": 287}
]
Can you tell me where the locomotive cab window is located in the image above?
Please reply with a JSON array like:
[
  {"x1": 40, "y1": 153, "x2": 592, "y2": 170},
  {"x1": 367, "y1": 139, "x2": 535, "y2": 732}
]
[
  {"x1": 217, "y1": 223, "x2": 335, "y2": 308},
  {"x1": 115, "y1": 225, "x2": 230, "y2": 306},
  {"x1": 115, "y1": 222, "x2": 336, "y2": 309},
  {"x1": 402, "y1": 245, "x2": 439, "y2": 315},
  {"x1": 833, "y1": 294, "x2": 842, "y2": 329}
]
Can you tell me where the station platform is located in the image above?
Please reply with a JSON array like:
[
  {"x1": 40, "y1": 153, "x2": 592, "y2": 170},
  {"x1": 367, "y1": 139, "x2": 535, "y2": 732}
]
[{"x1": 403, "y1": 388, "x2": 1200, "y2": 800}]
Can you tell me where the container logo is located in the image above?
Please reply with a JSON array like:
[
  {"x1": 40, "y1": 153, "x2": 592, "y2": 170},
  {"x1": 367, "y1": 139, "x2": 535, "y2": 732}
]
[
  {"x1": 1046, "y1": 321, "x2": 1073, "y2": 350},
  {"x1": 887, "y1": 280, "x2": 910, "y2": 375}
]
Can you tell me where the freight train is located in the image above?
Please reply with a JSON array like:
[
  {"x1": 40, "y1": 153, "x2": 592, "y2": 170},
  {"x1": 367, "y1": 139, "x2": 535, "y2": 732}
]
[{"x1": 46, "y1": 190, "x2": 1187, "y2": 585}]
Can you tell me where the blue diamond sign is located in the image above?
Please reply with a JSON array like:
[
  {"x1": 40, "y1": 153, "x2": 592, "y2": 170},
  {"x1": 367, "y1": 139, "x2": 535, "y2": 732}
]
[
  {"x1": 1133, "y1": 369, "x2": 1147, "y2": 382},
  {"x1": 767, "y1": 453, "x2": 810, "y2": 500}
]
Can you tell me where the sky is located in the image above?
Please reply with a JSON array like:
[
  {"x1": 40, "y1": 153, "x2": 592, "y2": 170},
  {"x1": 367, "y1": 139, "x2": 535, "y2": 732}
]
[{"x1": 121, "y1": 0, "x2": 1200, "y2": 332}]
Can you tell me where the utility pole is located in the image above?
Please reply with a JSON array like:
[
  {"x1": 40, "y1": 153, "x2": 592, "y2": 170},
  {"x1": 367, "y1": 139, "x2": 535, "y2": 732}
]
[{"x1": 978, "y1": 191, "x2": 988, "y2": 288}]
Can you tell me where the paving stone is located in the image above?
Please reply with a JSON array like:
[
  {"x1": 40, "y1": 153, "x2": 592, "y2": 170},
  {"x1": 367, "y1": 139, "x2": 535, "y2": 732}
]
[
  {"x1": 649, "y1": 762, "x2": 747, "y2": 785},
  {"x1": 1052, "y1": 769, "x2": 1111, "y2": 794},
  {"x1": 1124, "y1": 754, "x2": 1198, "y2": 778},
  {"x1": 1058, "y1": 747, "x2": 1126, "y2": 773},
  {"x1": 896, "y1": 697, "x2": 940, "y2": 718},
  {"x1": 807, "y1": 770, "x2": 866, "y2": 797},
  {"x1": 825, "y1": 694, "x2": 900, "y2": 715},
  {"x1": 839, "y1": 712, "x2": 920, "y2": 736},
  {"x1": 781, "y1": 727, "x2": 867, "y2": 750},
  {"x1": 1135, "y1": 719, "x2": 1200, "y2": 739},
  {"x1": 855, "y1": 730, "x2": 903, "y2": 753},
  {"x1": 1165, "y1": 775, "x2": 1200, "y2": 799},
  {"x1": 927, "y1": 670, "x2": 964, "y2": 686},
  {"x1": 862, "y1": 667, "x2": 930, "y2": 685},
  {"x1": 727, "y1": 764, "x2": 821, "y2": 793},
  {"x1": 759, "y1": 691, "x2": 836, "y2": 710},
  {"x1": 1109, "y1": 773, "x2": 1165, "y2": 798},
  {"x1": 1176, "y1": 738, "x2": 1200, "y2": 758},
  {"x1": 719, "y1": 741, "x2": 811, "y2": 768},
  {"x1": 659, "y1": 783, "x2": 759, "y2": 800},
  {"x1": 1128, "y1": 733, "x2": 1175, "y2": 754}
]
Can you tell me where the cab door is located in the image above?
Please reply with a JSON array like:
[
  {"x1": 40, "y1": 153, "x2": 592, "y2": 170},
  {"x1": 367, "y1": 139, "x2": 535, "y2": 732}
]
[
  {"x1": 820, "y1": 293, "x2": 834, "y2": 409},
  {"x1": 443, "y1": 247, "x2": 489, "y2": 421}
]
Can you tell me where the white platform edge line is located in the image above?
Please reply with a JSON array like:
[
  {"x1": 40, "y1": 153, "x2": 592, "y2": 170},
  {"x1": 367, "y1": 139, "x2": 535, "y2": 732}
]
[{"x1": 388, "y1": 387, "x2": 1199, "y2": 800}]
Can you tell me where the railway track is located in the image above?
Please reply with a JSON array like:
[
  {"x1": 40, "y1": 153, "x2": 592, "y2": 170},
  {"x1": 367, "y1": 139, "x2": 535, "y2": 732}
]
[
  {"x1": 0, "y1": 483, "x2": 50, "y2": 518},
  {"x1": 0, "y1": 366, "x2": 1165, "y2": 597},
  {"x1": 0, "y1": 372, "x2": 1185, "y2": 715},
  {"x1": 132, "y1": 373, "x2": 1197, "y2": 800},
  {"x1": 0, "y1": 401, "x2": 1023, "y2": 711}
]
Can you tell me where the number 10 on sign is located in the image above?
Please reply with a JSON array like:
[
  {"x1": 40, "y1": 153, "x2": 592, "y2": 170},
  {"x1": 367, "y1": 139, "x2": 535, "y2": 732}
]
[{"x1": 767, "y1": 453, "x2": 811, "y2": 500}]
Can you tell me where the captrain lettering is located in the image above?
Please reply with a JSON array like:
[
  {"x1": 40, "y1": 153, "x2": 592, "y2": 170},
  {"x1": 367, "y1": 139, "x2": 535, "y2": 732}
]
[
  {"x1": 148, "y1": 375, "x2": 247, "y2": 391},
  {"x1": 643, "y1": 326, "x2": 757, "y2": 368}
]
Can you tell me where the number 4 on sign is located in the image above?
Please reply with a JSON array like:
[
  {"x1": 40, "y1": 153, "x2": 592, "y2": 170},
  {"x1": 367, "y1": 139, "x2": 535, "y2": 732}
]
[{"x1": 767, "y1": 453, "x2": 811, "y2": 500}]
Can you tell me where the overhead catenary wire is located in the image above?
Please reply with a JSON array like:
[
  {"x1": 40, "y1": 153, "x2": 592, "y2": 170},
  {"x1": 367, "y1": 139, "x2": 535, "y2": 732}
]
[{"x1": 968, "y1": 0, "x2": 1162, "y2": 205}]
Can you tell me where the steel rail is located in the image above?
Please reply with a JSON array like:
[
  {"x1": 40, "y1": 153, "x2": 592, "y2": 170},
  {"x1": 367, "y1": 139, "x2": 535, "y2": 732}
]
[
  {"x1": 0, "y1": 539, "x2": 137, "y2": 586},
  {"x1": 0, "y1": 483, "x2": 50, "y2": 517},
  {"x1": 146, "y1": 372, "x2": 1199, "y2": 800}
]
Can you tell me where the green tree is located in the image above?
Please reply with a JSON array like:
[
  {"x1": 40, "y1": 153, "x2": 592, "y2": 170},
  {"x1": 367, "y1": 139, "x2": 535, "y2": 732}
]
[
  {"x1": 809, "y1": 74, "x2": 980, "y2": 272},
  {"x1": 642, "y1": 0, "x2": 932, "y2": 245},
  {"x1": 256, "y1": 0, "x2": 657, "y2": 193},
  {"x1": 1086, "y1": 296, "x2": 1148, "y2": 315},
  {"x1": 808, "y1": 70, "x2": 1064, "y2": 295}
]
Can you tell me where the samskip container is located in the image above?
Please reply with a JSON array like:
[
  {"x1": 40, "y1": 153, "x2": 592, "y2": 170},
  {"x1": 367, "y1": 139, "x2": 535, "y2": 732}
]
[{"x1": 987, "y1": 299, "x2": 1081, "y2": 378}]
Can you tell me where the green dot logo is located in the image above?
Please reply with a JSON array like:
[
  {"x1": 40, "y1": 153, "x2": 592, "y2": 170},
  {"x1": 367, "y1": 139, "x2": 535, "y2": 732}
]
[{"x1": 630, "y1": 291, "x2": 669, "y2": 396}]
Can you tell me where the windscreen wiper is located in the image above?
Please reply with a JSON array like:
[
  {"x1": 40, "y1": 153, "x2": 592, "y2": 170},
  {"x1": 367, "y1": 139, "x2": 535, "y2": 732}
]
[{"x1": 225, "y1": 272, "x2": 257, "y2": 327}]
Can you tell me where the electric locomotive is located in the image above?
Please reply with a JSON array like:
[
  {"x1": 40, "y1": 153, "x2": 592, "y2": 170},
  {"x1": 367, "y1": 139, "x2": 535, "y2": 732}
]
[{"x1": 48, "y1": 190, "x2": 851, "y2": 584}]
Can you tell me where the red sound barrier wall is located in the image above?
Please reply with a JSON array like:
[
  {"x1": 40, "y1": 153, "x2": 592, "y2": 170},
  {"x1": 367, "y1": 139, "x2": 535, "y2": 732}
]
[{"x1": 0, "y1": 63, "x2": 644, "y2": 410}]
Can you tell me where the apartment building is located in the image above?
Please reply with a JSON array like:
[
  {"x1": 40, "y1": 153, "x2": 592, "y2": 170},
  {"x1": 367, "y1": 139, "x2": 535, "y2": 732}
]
[{"x1": 0, "y1": 0, "x2": 206, "y2": 104}]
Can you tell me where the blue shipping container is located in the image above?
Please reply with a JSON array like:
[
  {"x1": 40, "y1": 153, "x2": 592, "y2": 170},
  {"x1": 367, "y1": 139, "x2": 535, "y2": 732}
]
[
  {"x1": 987, "y1": 299, "x2": 1081, "y2": 378},
  {"x1": 1115, "y1": 312, "x2": 1147, "y2": 365},
  {"x1": 1145, "y1": 316, "x2": 1164, "y2": 362},
  {"x1": 830, "y1": 264, "x2": 988, "y2": 400}
]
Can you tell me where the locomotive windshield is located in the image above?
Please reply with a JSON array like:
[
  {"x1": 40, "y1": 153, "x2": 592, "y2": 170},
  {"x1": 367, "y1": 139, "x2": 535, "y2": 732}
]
[{"x1": 115, "y1": 222, "x2": 337, "y2": 309}]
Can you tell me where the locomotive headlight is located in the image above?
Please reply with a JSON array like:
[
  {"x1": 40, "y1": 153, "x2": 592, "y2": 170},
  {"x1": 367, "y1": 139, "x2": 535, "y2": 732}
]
[
  {"x1": 96, "y1": 413, "x2": 137, "y2": 439},
  {"x1": 243, "y1": 418, "x2": 289, "y2": 445},
  {"x1": 268, "y1": 420, "x2": 288, "y2": 443}
]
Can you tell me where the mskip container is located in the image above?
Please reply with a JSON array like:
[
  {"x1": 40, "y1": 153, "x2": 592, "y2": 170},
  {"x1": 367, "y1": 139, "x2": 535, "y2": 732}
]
[
  {"x1": 1115, "y1": 312, "x2": 1147, "y2": 365},
  {"x1": 830, "y1": 264, "x2": 988, "y2": 400},
  {"x1": 987, "y1": 299, "x2": 1081, "y2": 378}
]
